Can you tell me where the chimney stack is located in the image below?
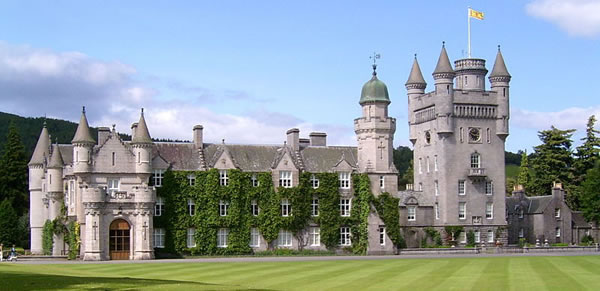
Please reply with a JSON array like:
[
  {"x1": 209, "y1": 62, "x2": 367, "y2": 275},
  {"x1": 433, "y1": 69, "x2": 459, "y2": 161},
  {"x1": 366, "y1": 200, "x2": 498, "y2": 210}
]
[
  {"x1": 131, "y1": 123, "x2": 138, "y2": 140},
  {"x1": 193, "y1": 125, "x2": 204, "y2": 149},
  {"x1": 552, "y1": 182, "x2": 565, "y2": 201},
  {"x1": 286, "y1": 128, "x2": 300, "y2": 151},
  {"x1": 309, "y1": 132, "x2": 327, "y2": 146},
  {"x1": 98, "y1": 127, "x2": 110, "y2": 145}
]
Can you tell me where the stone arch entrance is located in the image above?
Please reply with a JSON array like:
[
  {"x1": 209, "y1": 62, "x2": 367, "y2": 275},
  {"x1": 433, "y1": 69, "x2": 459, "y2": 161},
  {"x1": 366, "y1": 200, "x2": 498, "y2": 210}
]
[{"x1": 109, "y1": 219, "x2": 130, "y2": 260}]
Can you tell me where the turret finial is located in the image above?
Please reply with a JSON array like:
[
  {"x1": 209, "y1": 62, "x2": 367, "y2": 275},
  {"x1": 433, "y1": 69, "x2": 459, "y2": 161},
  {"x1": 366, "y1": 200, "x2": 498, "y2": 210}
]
[
  {"x1": 498, "y1": 45, "x2": 501, "y2": 51},
  {"x1": 82, "y1": 106, "x2": 86, "y2": 114},
  {"x1": 43, "y1": 120, "x2": 47, "y2": 128},
  {"x1": 372, "y1": 64, "x2": 377, "y2": 76},
  {"x1": 370, "y1": 52, "x2": 381, "y2": 77},
  {"x1": 442, "y1": 41, "x2": 445, "y2": 47},
  {"x1": 141, "y1": 108, "x2": 144, "y2": 116}
]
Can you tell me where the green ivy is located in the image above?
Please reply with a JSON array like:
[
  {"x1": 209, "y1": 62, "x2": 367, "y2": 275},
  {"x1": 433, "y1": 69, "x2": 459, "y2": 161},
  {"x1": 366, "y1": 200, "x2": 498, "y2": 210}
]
[
  {"x1": 373, "y1": 192, "x2": 406, "y2": 249},
  {"x1": 351, "y1": 174, "x2": 371, "y2": 255},
  {"x1": 42, "y1": 219, "x2": 54, "y2": 255},
  {"x1": 466, "y1": 230, "x2": 475, "y2": 247},
  {"x1": 66, "y1": 221, "x2": 80, "y2": 260}
]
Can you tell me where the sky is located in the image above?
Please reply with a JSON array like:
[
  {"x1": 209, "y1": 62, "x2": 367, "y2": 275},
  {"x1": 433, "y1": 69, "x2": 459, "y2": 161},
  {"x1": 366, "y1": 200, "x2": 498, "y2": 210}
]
[{"x1": 0, "y1": 0, "x2": 599, "y2": 152}]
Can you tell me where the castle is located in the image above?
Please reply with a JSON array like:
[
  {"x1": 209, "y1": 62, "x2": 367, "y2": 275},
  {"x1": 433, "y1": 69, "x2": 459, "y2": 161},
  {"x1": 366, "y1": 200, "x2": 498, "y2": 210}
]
[{"x1": 28, "y1": 44, "x2": 587, "y2": 260}]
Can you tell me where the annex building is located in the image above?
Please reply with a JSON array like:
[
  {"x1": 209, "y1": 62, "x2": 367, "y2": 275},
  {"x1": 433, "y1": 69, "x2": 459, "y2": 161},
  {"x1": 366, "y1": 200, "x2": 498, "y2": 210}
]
[{"x1": 28, "y1": 45, "x2": 592, "y2": 260}]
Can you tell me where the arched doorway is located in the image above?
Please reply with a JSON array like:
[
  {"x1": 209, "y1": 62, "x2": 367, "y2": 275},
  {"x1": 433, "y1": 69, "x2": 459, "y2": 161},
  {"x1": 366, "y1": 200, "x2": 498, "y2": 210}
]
[{"x1": 109, "y1": 219, "x2": 130, "y2": 260}]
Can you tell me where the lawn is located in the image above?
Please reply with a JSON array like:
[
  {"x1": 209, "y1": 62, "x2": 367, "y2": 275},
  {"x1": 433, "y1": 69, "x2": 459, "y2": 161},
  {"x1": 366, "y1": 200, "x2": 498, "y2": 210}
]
[{"x1": 1, "y1": 255, "x2": 600, "y2": 290}]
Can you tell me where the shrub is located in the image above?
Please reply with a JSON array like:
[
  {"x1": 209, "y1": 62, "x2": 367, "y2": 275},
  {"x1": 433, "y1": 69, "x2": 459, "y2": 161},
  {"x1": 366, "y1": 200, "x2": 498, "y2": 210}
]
[
  {"x1": 466, "y1": 230, "x2": 475, "y2": 247},
  {"x1": 518, "y1": 238, "x2": 527, "y2": 248},
  {"x1": 581, "y1": 235, "x2": 594, "y2": 245}
]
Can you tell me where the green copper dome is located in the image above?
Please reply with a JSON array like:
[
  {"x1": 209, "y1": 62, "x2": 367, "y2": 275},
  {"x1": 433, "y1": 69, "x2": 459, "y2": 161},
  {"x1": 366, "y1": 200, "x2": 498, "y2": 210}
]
[{"x1": 359, "y1": 65, "x2": 390, "y2": 105}]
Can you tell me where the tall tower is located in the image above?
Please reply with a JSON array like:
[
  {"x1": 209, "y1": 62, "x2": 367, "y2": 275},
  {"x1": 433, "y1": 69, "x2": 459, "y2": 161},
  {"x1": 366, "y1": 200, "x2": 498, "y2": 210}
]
[
  {"x1": 354, "y1": 64, "x2": 398, "y2": 195},
  {"x1": 131, "y1": 109, "x2": 153, "y2": 178},
  {"x1": 72, "y1": 107, "x2": 95, "y2": 174},
  {"x1": 47, "y1": 143, "x2": 65, "y2": 255},
  {"x1": 407, "y1": 44, "x2": 510, "y2": 244},
  {"x1": 28, "y1": 122, "x2": 50, "y2": 255}
]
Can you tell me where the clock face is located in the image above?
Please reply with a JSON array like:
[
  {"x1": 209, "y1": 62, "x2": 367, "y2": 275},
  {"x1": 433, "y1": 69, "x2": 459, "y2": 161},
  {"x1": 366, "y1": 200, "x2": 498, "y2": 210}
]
[{"x1": 469, "y1": 128, "x2": 481, "y2": 142}]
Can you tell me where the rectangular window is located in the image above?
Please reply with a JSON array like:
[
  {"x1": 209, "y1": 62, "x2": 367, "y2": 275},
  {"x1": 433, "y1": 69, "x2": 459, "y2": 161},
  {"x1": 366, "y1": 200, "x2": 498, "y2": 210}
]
[
  {"x1": 519, "y1": 208, "x2": 524, "y2": 219},
  {"x1": 281, "y1": 198, "x2": 291, "y2": 217},
  {"x1": 434, "y1": 180, "x2": 439, "y2": 196},
  {"x1": 556, "y1": 227, "x2": 561, "y2": 237},
  {"x1": 555, "y1": 208, "x2": 561, "y2": 218},
  {"x1": 459, "y1": 202, "x2": 466, "y2": 220},
  {"x1": 279, "y1": 171, "x2": 292, "y2": 188},
  {"x1": 475, "y1": 230, "x2": 481, "y2": 243},
  {"x1": 471, "y1": 154, "x2": 481, "y2": 169},
  {"x1": 426, "y1": 156, "x2": 430, "y2": 173},
  {"x1": 219, "y1": 200, "x2": 229, "y2": 216},
  {"x1": 217, "y1": 228, "x2": 229, "y2": 248},
  {"x1": 278, "y1": 229, "x2": 292, "y2": 247},
  {"x1": 487, "y1": 230, "x2": 494, "y2": 243},
  {"x1": 518, "y1": 228, "x2": 524, "y2": 238},
  {"x1": 339, "y1": 172, "x2": 351, "y2": 189},
  {"x1": 486, "y1": 203, "x2": 493, "y2": 219},
  {"x1": 486, "y1": 128, "x2": 491, "y2": 143},
  {"x1": 418, "y1": 158, "x2": 423, "y2": 174},
  {"x1": 69, "y1": 180, "x2": 75, "y2": 207},
  {"x1": 435, "y1": 203, "x2": 440, "y2": 220},
  {"x1": 250, "y1": 228, "x2": 260, "y2": 247},
  {"x1": 188, "y1": 174, "x2": 196, "y2": 186},
  {"x1": 219, "y1": 170, "x2": 229, "y2": 186},
  {"x1": 187, "y1": 228, "x2": 196, "y2": 248},
  {"x1": 251, "y1": 200, "x2": 259, "y2": 216},
  {"x1": 434, "y1": 155, "x2": 438, "y2": 171},
  {"x1": 485, "y1": 181, "x2": 493, "y2": 195},
  {"x1": 407, "y1": 206, "x2": 416, "y2": 221},
  {"x1": 153, "y1": 228, "x2": 165, "y2": 248},
  {"x1": 111, "y1": 152, "x2": 116, "y2": 166},
  {"x1": 151, "y1": 169, "x2": 164, "y2": 187},
  {"x1": 459, "y1": 232, "x2": 467, "y2": 244},
  {"x1": 107, "y1": 179, "x2": 119, "y2": 195},
  {"x1": 188, "y1": 199, "x2": 196, "y2": 216},
  {"x1": 418, "y1": 183, "x2": 423, "y2": 191},
  {"x1": 458, "y1": 180, "x2": 466, "y2": 195},
  {"x1": 251, "y1": 174, "x2": 259, "y2": 187},
  {"x1": 460, "y1": 127, "x2": 464, "y2": 143},
  {"x1": 379, "y1": 176, "x2": 385, "y2": 189},
  {"x1": 309, "y1": 227, "x2": 320, "y2": 246},
  {"x1": 310, "y1": 174, "x2": 320, "y2": 189},
  {"x1": 155, "y1": 196, "x2": 164, "y2": 216},
  {"x1": 379, "y1": 226, "x2": 386, "y2": 246},
  {"x1": 340, "y1": 198, "x2": 351, "y2": 217},
  {"x1": 340, "y1": 227, "x2": 351, "y2": 246},
  {"x1": 311, "y1": 197, "x2": 319, "y2": 217}
]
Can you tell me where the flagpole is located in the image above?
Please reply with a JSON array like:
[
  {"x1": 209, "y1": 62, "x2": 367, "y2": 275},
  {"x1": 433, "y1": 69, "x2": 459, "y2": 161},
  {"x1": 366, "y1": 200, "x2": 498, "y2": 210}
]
[{"x1": 468, "y1": 7, "x2": 471, "y2": 58}]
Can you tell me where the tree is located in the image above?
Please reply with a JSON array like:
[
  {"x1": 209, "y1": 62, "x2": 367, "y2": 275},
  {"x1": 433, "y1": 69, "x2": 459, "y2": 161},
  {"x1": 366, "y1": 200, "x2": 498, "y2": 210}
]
[
  {"x1": 580, "y1": 161, "x2": 600, "y2": 224},
  {"x1": 0, "y1": 199, "x2": 19, "y2": 245},
  {"x1": 517, "y1": 150, "x2": 531, "y2": 189},
  {"x1": 573, "y1": 115, "x2": 600, "y2": 183},
  {"x1": 0, "y1": 121, "x2": 29, "y2": 216},
  {"x1": 529, "y1": 126, "x2": 575, "y2": 195}
]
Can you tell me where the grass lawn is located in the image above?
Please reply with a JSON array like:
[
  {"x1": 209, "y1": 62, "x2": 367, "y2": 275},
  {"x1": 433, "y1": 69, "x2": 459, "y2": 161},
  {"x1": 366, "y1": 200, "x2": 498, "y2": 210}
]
[{"x1": 1, "y1": 255, "x2": 600, "y2": 290}]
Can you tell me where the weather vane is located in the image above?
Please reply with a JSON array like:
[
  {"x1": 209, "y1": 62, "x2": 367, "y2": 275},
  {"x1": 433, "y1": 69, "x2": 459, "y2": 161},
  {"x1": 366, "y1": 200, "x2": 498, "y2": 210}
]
[{"x1": 369, "y1": 52, "x2": 381, "y2": 65}]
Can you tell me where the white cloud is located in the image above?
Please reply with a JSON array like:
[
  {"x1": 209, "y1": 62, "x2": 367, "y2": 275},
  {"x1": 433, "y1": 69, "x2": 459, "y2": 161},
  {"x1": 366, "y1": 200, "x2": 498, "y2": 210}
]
[
  {"x1": 512, "y1": 106, "x2": 600, "y2": 130},
  {"x1": 526, "y1": 0, "x2": 600, "y2": 37}
]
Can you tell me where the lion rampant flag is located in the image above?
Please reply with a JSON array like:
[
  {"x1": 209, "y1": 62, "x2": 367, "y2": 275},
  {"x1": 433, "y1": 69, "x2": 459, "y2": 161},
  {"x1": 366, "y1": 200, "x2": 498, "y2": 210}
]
[{"x1": 469, "y1": 8, "x2": 484, "y2": 20}]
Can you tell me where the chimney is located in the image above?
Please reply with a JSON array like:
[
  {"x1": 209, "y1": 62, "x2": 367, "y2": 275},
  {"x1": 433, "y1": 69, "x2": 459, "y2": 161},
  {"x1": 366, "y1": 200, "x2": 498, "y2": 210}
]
[
  {"x1": 286, "y1": 128, "x2": 300, "y2": 151},
  {"x1": 512, "y1": 184, "x2": 525, "y2": 198},
  {"x1": 299, "y1": 138, "x2": 310, "y2": 148},
  {"x1": 193, "y1": 125, "x2": 204, "y2": 149},
  {"x1": 309, "y1": 132, "x2": 327, "y2": 146},
  {"x1": 131, "y1": 123, "x2": 138, "y2": 140},
  {"x1": 98, "y1": 127, "x2": 110, "y2": 145},
  {"x1": 552, "y1": 182, "x2": 565, "y2": 201}
]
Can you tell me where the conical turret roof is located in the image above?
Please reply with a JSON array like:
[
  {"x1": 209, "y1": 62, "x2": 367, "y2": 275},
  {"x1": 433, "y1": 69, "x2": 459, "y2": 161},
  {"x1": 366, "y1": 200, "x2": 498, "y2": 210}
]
[
  {"x1": 29, "y1": 122, "x2": 50, "y2": 165},
  {"x1": 490, "y1": 46, "x2": 511, "y2": 78},
  {"x1": 132, "y1": 109, "x2": 153, "y2": 144},
  {"x1": 359, "y1": 65, "x2": 390, "y2": 105},
  {"x1": 48, "y1": 143, "x2": 64, "y2": 168},
  {"x1": 405, "y1": 56, "x2": 426, "y2": 86},
  {"x1": 71, "y1": 107, "x2": 95, "y2": 144},
  {"x1": 433, "y1": 43, "x2": 454, "y2": 75}
]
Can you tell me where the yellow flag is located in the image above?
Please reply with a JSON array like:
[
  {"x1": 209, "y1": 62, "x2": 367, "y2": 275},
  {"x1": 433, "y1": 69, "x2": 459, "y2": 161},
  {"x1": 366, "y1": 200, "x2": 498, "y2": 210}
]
[{"x1": 469, "y1": 8, "x2": 484, "y2": 20}]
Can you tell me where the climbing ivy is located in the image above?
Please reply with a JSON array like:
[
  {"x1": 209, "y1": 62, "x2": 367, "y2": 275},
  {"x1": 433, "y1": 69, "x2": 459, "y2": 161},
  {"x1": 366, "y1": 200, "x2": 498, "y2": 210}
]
[
  {"x1": 66, "y1": 221, "x2": 80, "y2": 259},
  {"x1": 373, "y1": 192, "x2": 406, "y2": 249},
  {"x1": 351, "y1": 174, "x2": 371, "y2": 255},
  {"x1": 42, "y1": 219, "x2": 54, "y2": 255}
]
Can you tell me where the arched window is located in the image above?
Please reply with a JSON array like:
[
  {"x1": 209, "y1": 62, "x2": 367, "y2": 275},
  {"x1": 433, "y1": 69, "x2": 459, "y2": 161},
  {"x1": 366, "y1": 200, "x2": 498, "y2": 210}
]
[{"x1": 470, "y1": 153, "x2": 481, "y2": 168}]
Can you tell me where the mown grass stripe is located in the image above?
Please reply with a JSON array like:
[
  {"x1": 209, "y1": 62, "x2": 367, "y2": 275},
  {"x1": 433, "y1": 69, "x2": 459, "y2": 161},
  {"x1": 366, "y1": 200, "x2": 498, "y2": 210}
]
[{"x1": 529, "y1": 257, "x2": 586, "y2": 290}]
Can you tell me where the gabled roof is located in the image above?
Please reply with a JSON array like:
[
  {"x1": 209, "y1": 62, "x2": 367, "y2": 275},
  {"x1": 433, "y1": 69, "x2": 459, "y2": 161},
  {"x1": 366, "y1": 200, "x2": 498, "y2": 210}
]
[
  {"x1": 527, "y1": 196, "x2": 554, "y2": 214},
  {"x1": 29, "y1": 123, "x2": 50, "y2": 165},
  {"x1": 572, "y1": 211, "x2": 591, "y2": 228},
  {"x1": 397, "y1": 190, "x2": 434, "y2": 207},
  {"x1": 71, "y1": 107, "x2": 95, "y2": 144}
]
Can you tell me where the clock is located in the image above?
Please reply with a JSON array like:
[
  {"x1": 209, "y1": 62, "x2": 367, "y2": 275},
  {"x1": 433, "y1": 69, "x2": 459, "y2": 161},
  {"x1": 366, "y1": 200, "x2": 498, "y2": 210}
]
[{"x1": 469, "y1": 128, "x2": 481, "y2": 142}]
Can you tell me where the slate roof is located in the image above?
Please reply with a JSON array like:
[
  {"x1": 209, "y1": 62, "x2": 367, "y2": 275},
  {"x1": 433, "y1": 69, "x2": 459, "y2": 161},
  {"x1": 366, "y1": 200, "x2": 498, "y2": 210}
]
[
  {"x1": 48, "y1": 144, "x2": 64, "y2": 168},
  {"x1": 433, "y1": 44, "x2": 454, "y2": 75},
  {"x1": 153, "y1": 143, "x2": 202, "y2": 171},
  {"x1": 71, "y1": 109, "x2": 95, "y2": 144},
  {"x1": 572, "y1": 211, "x2": 591, "y2": 228},
  {"x1": 489, "y1": 48, "x2": 511, "y2": 78},
  {"x1": 203, "y1": 144, "x2": 281, "y2": 172},
  {"x1": 527, "y1": 196, "x2": 553, "y2": 214},
  {"x1": 132, "y1": 111, "x2": 153, "y2": 144},
  {"x1": 58, "y1": 145, "x2": 74, "y2": 165},
  {"x1": 29, "y1": 124, "x2": 50, "y2": 165},
  {"x1": 301, "y1": 146, "x2": 357, "y2": 173},
  {"x1": 405, "y1": 57, "x2": 426, "y2": 86},
  {"x1": 397, "y1": 190, "x2": 434, "y2": 207}
]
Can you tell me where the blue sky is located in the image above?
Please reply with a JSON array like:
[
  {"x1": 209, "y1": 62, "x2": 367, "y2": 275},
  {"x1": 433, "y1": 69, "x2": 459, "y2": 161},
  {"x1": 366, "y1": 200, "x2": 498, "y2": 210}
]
[{"x1": 0, "y1": 0, "x2": 599, "y2": 152}]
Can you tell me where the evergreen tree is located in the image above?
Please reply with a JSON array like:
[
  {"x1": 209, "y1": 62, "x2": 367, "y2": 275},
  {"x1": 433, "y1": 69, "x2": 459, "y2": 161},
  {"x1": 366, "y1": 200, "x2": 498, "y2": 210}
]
[
  {"x1": 529, "y1": 126, "x2": 575, "y2": 195},
  {"x1": 517, "y1": 150, "x2": 531, "y2": 189},
  {"x1": 573, "y1": 115, "x2": 600, "y2": 183},
  {"x1": 0, "y1": 121, "x2": 29, "y2": 216},
  {"x1": 400, "y1": 160, "x2": 414, "y2": 189},
  {"x1": 580, "y1": 161, "x2": 600, "y2": 224},
  {"x1": 0, "y1": 199, "x2": 19, "y2": 245}
]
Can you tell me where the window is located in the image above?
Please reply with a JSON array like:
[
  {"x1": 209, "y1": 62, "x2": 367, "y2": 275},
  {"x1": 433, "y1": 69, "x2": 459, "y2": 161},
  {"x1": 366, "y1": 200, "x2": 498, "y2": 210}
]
[
  {"x1": 379, "y1": 226, "x2": 386, "y2": 246},
  {"x1": 519, "y1": 208, "x2": 524, "y2": 219},
  {"x1": 407, "y1": 206, "x2": 416, "y2": 221},
  {"x1": 459, "y1": 202, "x2": 466, "y2": 220},
  {"x1": 458, "y1": 180, "x2": 466, "y2": 195},
  {"x1": 340, "y1": 198, "x2": 351, "y2": 217},
  {"x1": 250, "y1": 228, "x2": 260, "y2": 247},
  {"x1": 435, "y1": 203, "x2": 440, "y2": 220},
  {"x1": 281, "y1": 198, "x2": 291, "y2": 217},
  {"x1": 485, "y1": 181, "x2": 493, "y2": 195},
  {"x1": 111, "y1": 152, "x2": 116, "y2": 166},
  {"x1": 311, "y1": 197, "x2": 319, "y2": 217},
  {"x1": 518, "y1": 228, "x2": 524, "y2": 238},
  {"x1": 426, "y1": 156, "x2": 430, "y2": 173},
  {"x1": 555, "y1": 208, "x2": 561, "y2": 218},
  {"x1": 188, "y1": 174, "x2": 196, "y2": 186},
  {"x1": 187, "y1": 228, "x2": 196, "y2": 248},
  {"x1": 434, "y1": 155, "x2": 438, "y2": 171},
  {"x1": 556, "y1": 227, "x2": 561, "y2": 237},
  {"x1": 251, "y1": 174, "x2": 259, "y2": 187},
  {"x1": 188, "y1": 199, "x2": 196, "y2": 216},
  {"x1": 486, "y1": 128, "x2": 491, "y2": 143},
  {"x1": 151, "y1": 169, "x2": 164, "y2": 187},
  {"x1": 153, "y1": 228, "x2": 165, "y2": 248},
  {"x1": 107, "y1": 179, "x2": 119, "y2": 195},
  {"x1": 155, "y1": 197, "x2": 164, "y2": 216},
  {"x1": 340, "y1": 227, "x2": 351, "y2": 246},
  {"x1": 379, "y1": 176, "x2": 385, "y2": 189},
  {"x1": 475, "y1": 230, "x2": 481, "y2": 243},
  {"x1": 486, "y1": 203, "x2": 493, "y2": 219},
  {"x1": 137, "y1": 152, "x2": 140, "y2": 163},
  {"x1": 487, "y1": 230, "x2": 494, "y2": 243},
  {"x1": 460, "y1": 127, "x2": 464, "y2": 143},
  {"x1": 309, "y1": 227, "x2": 320, "y2": 246},
  {"x1": 310, "y1": 174, "x2": 319, "y2": 189},
  {"x1": 425, "y1": 131, "x2": 431, "y2": 144},
  {"x1": 69, "y1": 180, "x2": 75, "y2": 207},
  {"x1": 217, "y1": 228, "x2": 229, "y2": 248},
  {"x1": 459, "y1": 232, "x2": 467, "y2": 244},
  {"x1": 279, "y1": 171, "x2": 292, "y2": 188},
  {"x1": 418, "y1": 158, "x2": 423, "y2": 174},
  {"x1": 278, "y1": 229, "x2": 292, "y2": 247},
  {"x1": 434, "y1": 180, "x2": 439, "y2": 196},
  {"x1": 251, "y1": 200, "x2": 259, "y2": 216},
  {"x1": 418, "y1": 183, "x2": 423, "y2": 191},
  {"x1": 470, "y1": 153, "x2": 481, "y2": 168},
  {"x1": 339, "y1": 172, "x2": 351, "y2": 189},
  {"x1": 219, "y1": 200, "x2": 229, "y2": 216},
  {"x1": 219, "y1": 170, "x2": 229, "y2": 186}
]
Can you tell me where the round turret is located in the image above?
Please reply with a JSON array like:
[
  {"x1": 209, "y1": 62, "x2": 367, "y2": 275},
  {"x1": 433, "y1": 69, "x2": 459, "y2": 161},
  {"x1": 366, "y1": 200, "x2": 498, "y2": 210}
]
[
  {"x1": 72, "y1": 107, "x2": 95, "y2": 174},
  {"x1": 454, "y1": 58, "x2": 488, "y2": 90},
  {"x1": 359, "y1": 65, "x2": 390, "y2": 105},
  {"x1": 131, "y1": 109, "x2": 153, "y2": 174}
]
